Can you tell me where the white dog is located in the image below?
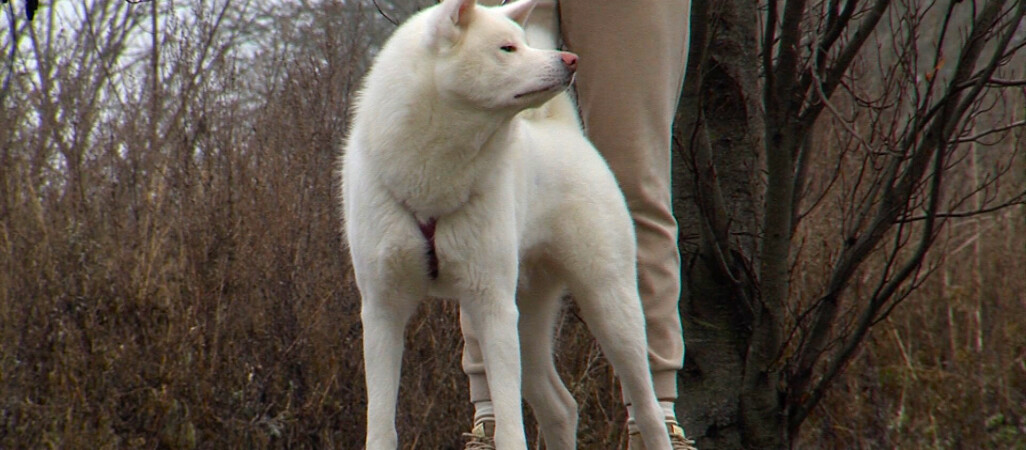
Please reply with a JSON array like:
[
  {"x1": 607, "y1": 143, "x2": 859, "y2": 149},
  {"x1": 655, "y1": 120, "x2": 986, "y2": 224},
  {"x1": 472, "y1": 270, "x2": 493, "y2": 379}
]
[{"x1": 341, "y1": 0, "x2": 672, "y2": 448}]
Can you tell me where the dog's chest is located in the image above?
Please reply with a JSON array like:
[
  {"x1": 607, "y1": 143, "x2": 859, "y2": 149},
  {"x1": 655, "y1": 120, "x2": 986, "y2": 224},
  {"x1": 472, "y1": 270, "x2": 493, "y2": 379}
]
[{"x1": 377, "y1": 142, "x2": 514, "y2": 221}]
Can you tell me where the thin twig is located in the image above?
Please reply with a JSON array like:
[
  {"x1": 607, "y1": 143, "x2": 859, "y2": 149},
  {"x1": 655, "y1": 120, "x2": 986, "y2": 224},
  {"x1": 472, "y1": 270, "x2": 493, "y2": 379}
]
[
  {"x1": 1, "y1": 0, "x2": 19, "y2": 107},
  {"x1": 898, "y1": 193, "x2": 1026, "y2": 222},
  {"x1": 951, "y1": 119, "x2": 1026, "y2": 143},
  {"x1": 372, "y1": 0, "x2": 399, "y2": 26}
]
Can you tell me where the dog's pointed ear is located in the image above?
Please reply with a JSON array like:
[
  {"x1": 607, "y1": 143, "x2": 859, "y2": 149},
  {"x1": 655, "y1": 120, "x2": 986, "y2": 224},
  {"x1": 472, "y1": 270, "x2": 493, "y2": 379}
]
[
  {"x1": 431, "y1": 0, "x2": 477, "y2": 46},
  {"x1": 499, "y1": 0, "x2": 538, "y2": 27}
]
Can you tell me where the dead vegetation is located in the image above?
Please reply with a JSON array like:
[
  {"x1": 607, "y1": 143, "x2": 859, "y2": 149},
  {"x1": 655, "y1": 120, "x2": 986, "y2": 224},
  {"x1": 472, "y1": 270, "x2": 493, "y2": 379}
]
[{"x1": 1, "y1": 0, "x2": 1023, "y2": 448}]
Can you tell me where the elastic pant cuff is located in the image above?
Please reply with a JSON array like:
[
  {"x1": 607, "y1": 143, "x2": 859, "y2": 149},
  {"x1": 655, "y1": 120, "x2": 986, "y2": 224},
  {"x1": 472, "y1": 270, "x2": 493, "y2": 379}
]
[
  {"x1": 652, "y1": 370, "x2": 678, "y2": 402},
  {"x1": 468, "y1": 373, "x2": 492, "y2": 404}
]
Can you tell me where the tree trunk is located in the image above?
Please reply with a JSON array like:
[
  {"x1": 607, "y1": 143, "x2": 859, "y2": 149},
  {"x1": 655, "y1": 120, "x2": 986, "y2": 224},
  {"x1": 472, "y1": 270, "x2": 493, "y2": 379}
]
[
  {"x1": 673, "y1": 1, "x2": 1026, "y2": 447},
  {"x1": 673, "y1": 0, "x2": 771, "y2": 447}
]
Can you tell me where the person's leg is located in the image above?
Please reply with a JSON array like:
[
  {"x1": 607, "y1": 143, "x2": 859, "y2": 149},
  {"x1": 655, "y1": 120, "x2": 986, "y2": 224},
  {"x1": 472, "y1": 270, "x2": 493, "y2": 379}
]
[
  {"x1": 460, "y1": 309, "x2": 493, "y2": 423},
  {"x1": 559, "y1": 0, "x2": 690, "y2": 428}
]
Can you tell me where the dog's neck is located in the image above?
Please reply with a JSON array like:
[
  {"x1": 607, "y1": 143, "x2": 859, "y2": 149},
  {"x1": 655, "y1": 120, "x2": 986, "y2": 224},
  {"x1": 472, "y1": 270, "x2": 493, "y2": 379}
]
[{"x1": 358, "y1": 80, "x2": 520, "y2": 221}]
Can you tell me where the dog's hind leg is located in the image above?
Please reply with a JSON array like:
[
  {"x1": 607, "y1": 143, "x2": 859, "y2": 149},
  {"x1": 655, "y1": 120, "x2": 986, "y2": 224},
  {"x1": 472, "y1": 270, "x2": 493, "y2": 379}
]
[
  {"x1": 517, "y1": 268, "x2": 578, "y2": 449},
  {"x1": 361, "y1": 288, "x2": 421, "y2": 450},
  {"x1": 568, "y1": 277, "x2": 673, "y2": 450}
]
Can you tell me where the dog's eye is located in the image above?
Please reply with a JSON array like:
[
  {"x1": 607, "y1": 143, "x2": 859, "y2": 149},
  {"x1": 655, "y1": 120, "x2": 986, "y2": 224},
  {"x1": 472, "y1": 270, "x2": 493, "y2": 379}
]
[{"x1": 500, "y1": 45, "x2": 517, "y2": 53}]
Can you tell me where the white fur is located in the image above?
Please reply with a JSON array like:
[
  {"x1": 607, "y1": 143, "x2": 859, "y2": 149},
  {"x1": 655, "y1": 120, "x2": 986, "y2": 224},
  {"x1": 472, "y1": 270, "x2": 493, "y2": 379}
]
[{"x1": 341, "y1": 1, "x2": 672, "y2": 448}]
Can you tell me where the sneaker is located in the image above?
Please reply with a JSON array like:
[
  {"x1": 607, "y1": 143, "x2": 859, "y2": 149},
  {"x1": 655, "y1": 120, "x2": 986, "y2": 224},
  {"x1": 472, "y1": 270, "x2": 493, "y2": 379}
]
[
  {"x1": 462, "y1": 421, "x2": 496, "y2": 450},
  {"x1": 628, "y1": 421, "x2": 698, "y2": 450}
]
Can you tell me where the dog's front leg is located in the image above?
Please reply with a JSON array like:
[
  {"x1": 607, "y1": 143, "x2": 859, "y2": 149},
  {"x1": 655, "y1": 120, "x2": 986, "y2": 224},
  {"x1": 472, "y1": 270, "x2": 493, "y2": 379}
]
[
  {"x1": 462, "y1": 290, "x2": 527, "y2": 449},
  {"x1": 361, "y1": 290, "x2": 419, "y2": 450}
]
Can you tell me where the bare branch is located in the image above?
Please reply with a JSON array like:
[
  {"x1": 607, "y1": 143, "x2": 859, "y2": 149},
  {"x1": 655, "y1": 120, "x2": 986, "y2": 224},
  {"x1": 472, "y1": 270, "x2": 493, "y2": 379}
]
[
  {"x1": 791, "y1": 107, "x2": 948, "y2": 431},
  {"x1": 798, "y1": 0, "x2": 890, "y2": 131},
  {"x1": 763, "y1": 0, "x2": 779, "y2": 96},
  {"x1": 898, "y1": 192, "x2": 1026, "y2": 222},
  {"x1": 951, "y1": 119, "x2": 1026, "y2": 143},
  {"x1": 808, "y1": 42, "x2": 878, "y2": 155},
  {"x1": 981, "y1": 77, "x2": 1026, "y2": 87},
  {"x1": 1, "y1": 0, "x2": 20, "y2": 108},
  {"x1": 819, "y1": 0, "x2": 858, "y2": 57},
  {"x1": 372, "y1": 0, "x2": 399, "y2": 26},
  {"x1": 787, "y1": 1, "x2": 1021, "y2": 429},
  {"x1": 769, "y1": 0, "x2": 810, "y2": 114},
  {"x1": 950, "y1": 1, "x2": 1026, "y2": 136}
]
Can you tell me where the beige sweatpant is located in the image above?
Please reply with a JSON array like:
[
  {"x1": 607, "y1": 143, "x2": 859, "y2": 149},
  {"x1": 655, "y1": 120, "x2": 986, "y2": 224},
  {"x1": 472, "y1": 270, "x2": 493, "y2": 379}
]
[{"x1": 462, "y1": 0, "x2": 691, "y2": 405}]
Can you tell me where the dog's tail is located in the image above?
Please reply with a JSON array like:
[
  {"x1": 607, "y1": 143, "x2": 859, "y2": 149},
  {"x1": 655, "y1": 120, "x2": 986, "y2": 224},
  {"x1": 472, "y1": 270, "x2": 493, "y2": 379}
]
[{"x1": 521, "y1": 0, "x2": 580, "y2": 128}]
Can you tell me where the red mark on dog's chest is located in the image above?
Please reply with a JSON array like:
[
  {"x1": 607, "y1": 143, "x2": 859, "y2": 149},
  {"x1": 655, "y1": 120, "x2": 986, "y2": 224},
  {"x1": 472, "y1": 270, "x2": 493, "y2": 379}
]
[{"x1": 418, "y1": 218, "x2": 439, "y2": 279}]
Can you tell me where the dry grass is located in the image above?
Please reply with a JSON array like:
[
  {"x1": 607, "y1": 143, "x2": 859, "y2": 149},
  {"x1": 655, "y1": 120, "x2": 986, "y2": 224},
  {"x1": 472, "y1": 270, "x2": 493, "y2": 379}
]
[
  {"x1": 800, "y1": 201, "x2": 1026, "y2": 449},
  {"x1": 1, "y1": 0, "x2": 1024, "y2": 449},
  {"x1": 0, "y1": 2, "x2": 627, "y2": 448}
]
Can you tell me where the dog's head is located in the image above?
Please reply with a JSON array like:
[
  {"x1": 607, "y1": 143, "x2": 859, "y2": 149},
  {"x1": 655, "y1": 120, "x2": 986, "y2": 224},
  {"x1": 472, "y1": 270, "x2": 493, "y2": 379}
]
[{"x1": 425, "y1": 0, "x2": 577, "y2": 112}]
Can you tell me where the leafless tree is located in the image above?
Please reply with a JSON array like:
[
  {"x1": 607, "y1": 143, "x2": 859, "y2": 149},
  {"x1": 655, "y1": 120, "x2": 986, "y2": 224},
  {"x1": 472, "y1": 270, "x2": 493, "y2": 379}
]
[{"x1": 676, "y1": 0, "x2": 1026, "y2": 447}]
